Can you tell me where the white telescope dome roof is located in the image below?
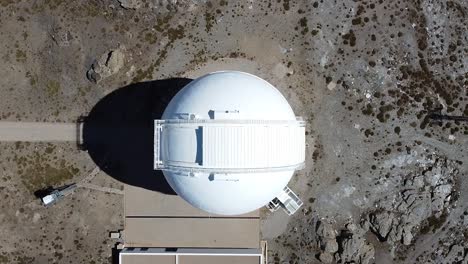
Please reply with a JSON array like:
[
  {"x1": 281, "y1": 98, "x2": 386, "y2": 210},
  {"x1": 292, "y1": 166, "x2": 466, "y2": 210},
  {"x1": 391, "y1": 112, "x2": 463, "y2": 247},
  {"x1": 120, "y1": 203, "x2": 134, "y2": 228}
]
[
  {"x1": 154, "y1": 71, "x2": 305, "y2": 215},
  {"x1": 162, "y1": 71, "x2": 296, "y2": 121}
]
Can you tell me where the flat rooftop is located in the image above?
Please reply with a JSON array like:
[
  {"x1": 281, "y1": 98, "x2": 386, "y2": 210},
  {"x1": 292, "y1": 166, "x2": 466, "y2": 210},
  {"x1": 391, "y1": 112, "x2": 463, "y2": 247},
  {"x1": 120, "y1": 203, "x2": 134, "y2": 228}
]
[
  {"x1": 119, "y1": 248, "x2": 263, "y2": 264},
  {"x1": 123, "y1": 183, "x2": 260, "y2": 248}
]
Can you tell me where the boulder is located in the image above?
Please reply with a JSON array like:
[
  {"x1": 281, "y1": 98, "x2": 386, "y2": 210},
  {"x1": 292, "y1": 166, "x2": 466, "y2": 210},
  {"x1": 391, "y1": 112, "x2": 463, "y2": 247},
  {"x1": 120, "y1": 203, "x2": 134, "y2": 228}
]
[
  {"x1": 319, "y1": 252, "x2": 333, "y2": 264},
  {"x1": 87, "y1": 47, "x2": 125, "y2": 83},
  {"x1": 118, "y1": 0, "x2": 143, "y2": 9}
]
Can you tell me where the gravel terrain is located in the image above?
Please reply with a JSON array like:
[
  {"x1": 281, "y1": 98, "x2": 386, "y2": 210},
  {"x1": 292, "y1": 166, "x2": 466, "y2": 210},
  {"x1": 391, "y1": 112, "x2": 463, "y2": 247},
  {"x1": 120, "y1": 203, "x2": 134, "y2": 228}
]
[{"x1": 0, "y1": 0, "x2": 466, "y2": 263}]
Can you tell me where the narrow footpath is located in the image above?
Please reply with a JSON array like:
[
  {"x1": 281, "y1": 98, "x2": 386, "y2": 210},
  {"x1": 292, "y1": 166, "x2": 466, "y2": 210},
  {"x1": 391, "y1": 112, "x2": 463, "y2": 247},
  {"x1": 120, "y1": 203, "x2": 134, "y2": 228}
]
[{"x1": 0, "y1": 122, "x2": 78, "y2": 141}]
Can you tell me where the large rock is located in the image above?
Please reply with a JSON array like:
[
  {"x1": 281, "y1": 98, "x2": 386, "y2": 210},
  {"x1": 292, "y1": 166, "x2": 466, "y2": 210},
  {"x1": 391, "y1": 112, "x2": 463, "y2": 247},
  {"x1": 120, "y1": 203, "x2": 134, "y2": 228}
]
[
  {"x1": 324, "y1": 239, "x2": 339, "y2": 253},
  {"x1": 335, "y1": 233, "x2": 374, "y2": 264},
  {"x1": 316, "y1": 221, "x2": 374, "y2": 264},
  {"x1": 319, "y1": 252, "x2": 333, "y2": 264},
  {"x1": 316, "y1": 220, "x2": 337, "y2": 240},
  {"x1": 368, "y1": 211, "x2": 394, "y2": 241},
  {"x1": 365, "y1": 156, "x2": 459, "y2": 249},
  {"x1": 316, "y1": 220, "x2": 339, "y2": 263},
  {"x1": 401, "y1": 225, "x2": 413, "y2": 246},
  {"x1": 87, "y1": 47, "x2": 125, "y2": 83}
]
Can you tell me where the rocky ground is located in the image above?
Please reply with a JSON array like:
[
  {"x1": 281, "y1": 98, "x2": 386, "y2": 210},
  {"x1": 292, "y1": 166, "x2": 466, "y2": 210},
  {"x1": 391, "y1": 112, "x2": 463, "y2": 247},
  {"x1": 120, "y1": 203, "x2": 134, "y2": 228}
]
[{"x1": 0, "y1": 0, "x2": 466, "y2": 263}]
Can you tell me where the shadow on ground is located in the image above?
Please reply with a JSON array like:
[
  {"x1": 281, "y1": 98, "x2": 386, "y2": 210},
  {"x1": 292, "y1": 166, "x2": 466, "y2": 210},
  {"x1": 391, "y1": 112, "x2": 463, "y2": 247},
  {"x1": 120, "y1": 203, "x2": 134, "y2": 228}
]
[{"x1": 82, "y1": 78, "x2": 192, "y2": 194}]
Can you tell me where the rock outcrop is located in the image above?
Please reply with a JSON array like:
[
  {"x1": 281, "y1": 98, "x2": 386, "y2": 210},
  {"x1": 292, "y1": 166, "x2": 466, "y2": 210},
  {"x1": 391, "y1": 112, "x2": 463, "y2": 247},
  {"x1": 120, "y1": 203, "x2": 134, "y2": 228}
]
[
  {"x1": 364, "y1": 156, "x2": 458, "y2": 248},
  {"x1": 316, "y1": 221, "x2": 375, "y2": 264},
  {"x1": 87, "y1": 46, "x2": 126, "y2": 83}
]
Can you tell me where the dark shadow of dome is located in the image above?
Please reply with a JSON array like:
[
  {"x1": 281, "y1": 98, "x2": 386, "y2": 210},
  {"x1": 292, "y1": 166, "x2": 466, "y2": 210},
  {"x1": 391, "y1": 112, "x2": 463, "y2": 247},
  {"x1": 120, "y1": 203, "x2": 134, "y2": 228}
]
[{"x1": 82, "y1": 78, "x2": 192, "y2": 194}]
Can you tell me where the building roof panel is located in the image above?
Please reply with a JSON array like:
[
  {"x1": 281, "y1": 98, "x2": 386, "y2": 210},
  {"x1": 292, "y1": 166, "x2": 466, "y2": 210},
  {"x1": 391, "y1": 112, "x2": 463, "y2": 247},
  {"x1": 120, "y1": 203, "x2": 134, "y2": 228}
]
[{"x1": 124, "y1": 217, "x2": 260, "y2": 248}]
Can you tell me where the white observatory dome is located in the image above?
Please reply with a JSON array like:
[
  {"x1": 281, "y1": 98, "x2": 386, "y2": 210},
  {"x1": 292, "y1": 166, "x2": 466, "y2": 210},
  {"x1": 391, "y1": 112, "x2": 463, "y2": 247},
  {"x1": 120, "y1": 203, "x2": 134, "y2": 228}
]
[{"x1": 154, "y1": 71, "x2": 305, "y2": 215}]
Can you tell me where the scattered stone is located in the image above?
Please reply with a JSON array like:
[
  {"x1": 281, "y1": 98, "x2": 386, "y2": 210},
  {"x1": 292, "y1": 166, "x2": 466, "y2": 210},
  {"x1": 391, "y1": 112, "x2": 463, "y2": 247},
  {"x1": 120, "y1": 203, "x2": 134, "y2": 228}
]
[
  {"x1": 319, "y1": 252, "x2": 333, "y2": 264},
  {"x1": 126, "y1": 65, "x2": 136, "y2": 78},
  {"x1": 279, "y1": 45, "x2": 292, "y2": 54},
  {"x1": 345, "y1": 222, "x2": 358, "y2": 233},
  {"x1": 324, "y1": 239, "x2": 338, "y2": 253},
  {"x1": 49, "y1": 25, "x2": 75, "y2": 47},
  {"x1": 117, "y1": 0, "x2": 143, "y2": 9},
  {"x1": 316, "y1": 220, "x2": 339, "y2": 263},
  {"x1": 117, "y1": 0, "x2": 179, "y2": 9},
  {"x1": 51, "y1": 31, "x2": 73, "y2": 47},
  {"x1": 272, "y1": 63, "x2": 293, "y2": 78},
  {"x1": 327, "y1": 81, "x2": 336, "y2": 91},
  {"x1": 316, "y1": 220, "x2": 337, "y2": 239},
  {"x1": 411, "y1": 221, "x2": 468, "y2": 263},
  {"x1": 32, "y1": 213, "x2": 41, "y2": 223},
  {"x1": 87, "y1": 46, "x2": 126, "y2": 83}
]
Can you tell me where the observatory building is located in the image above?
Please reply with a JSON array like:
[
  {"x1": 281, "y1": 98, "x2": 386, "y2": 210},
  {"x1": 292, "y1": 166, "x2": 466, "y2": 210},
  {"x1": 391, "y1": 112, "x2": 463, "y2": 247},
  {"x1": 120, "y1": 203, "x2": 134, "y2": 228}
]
[
  {"x1": 120, "y1": 71, "x2": 305, "y2": 264},
  {"x1": 155, "y1": 71, "x2": 305, "y2": 216}
]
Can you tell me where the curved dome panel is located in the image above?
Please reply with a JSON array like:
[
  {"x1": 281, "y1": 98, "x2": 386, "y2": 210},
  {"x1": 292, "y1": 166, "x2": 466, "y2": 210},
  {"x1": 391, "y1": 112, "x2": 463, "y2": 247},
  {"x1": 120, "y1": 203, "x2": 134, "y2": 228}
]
[
  {"x1": 164, "y1": 171, "x2": 294, "y2": 215},
  {"x1": 162, "y1": 71, "x2": 296, "y2": 121}
]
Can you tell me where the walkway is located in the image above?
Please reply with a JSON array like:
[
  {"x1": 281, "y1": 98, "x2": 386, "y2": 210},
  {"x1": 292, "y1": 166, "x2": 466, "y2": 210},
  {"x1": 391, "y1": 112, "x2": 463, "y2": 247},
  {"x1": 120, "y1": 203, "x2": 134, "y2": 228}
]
[{"x1": 0, "y1": 122, "x2": 78, "y2": 141}]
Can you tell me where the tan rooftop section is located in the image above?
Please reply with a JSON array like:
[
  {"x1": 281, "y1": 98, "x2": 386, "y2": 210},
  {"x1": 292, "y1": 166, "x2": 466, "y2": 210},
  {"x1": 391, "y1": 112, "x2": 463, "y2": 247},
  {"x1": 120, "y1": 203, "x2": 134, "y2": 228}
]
[
  {"x1": 119, "y1": 248, "x2": 263, "y2": 264},
  {"x1": 123, "y1": 184, "x2": 260, "y2": 248},
  {"x1": 121, "y1": 255, "x2": 175, "y2": 264},
  {"x1": 125, "y1": 184, "x2": 259, "y2": 217},
  {"x1": 125, "y1": 217, "x2": 260, "y2": 248},
  {"x1": 121, "y1": 254, "x2": 260, "y2": 264},
  {"x1": 179, "y1": 255, "x2": 260, "y2": 264}
]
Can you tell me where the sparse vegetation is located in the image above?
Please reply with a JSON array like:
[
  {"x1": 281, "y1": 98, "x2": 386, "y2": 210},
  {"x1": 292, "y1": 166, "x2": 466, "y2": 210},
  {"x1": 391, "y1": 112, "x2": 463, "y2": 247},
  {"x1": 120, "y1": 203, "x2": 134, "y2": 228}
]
[
  {"x1": 46, "y1": 80, "x2": 60, "y2": 97},
  {"x1": 15, "y1": 49, "x2": 27, "y2": 62},
  {"x1": 14, "y1": 148, "x2": 79, "y2": 192}
]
